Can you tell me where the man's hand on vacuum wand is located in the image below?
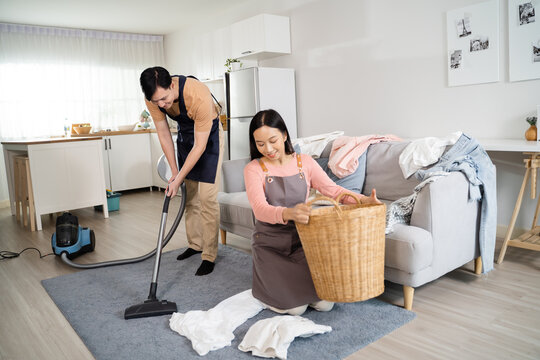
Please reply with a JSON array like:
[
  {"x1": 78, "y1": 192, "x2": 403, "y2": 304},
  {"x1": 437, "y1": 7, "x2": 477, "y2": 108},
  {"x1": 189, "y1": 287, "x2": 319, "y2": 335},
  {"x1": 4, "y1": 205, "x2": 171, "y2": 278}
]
[{"x1": 167, "y1": 172, "x2": 184, "y2": 197}]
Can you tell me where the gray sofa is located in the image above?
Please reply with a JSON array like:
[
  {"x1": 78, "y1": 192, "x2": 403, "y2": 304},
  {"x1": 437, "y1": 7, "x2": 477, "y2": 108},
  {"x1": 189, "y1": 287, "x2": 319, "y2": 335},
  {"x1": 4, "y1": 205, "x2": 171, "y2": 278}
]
[{"x1": 217, "y1": 141, "x2": 482, "y2": 310}]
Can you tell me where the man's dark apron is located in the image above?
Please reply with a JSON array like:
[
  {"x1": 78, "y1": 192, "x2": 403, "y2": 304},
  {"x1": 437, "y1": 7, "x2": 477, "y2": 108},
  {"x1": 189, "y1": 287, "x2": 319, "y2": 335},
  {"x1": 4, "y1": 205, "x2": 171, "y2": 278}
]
[
  {"x1": 251, "y1": 155, "x2": 320, "y2": 309},
  {"x1": 159, "y1": 75, "x2": 220, "y2": 183}
]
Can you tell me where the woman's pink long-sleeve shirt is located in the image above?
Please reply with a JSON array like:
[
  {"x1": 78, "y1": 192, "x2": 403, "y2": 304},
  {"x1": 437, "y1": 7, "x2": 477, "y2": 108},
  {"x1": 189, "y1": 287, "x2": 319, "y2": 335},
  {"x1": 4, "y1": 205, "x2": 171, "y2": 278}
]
[{"x1": 244, "y1": 153, "x2": 358, "y2": 225}]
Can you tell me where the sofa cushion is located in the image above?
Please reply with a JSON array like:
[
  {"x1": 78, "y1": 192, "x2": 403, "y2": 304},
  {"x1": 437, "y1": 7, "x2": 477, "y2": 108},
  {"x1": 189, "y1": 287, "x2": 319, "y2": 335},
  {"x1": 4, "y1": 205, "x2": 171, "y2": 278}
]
[
  {"x1": 315, "y1": 154, "x2": 366, "y2": 194},
  {"x1": 385, "y1": 223, "x2": 433, "y2": 273},
  {"x1": 217, "y1": 191, "x2": 256, "y2": 230},
  {"x1": 363, "y1": 141, "x2": 421, "y2": 201},
  {"x1": 221, "y1": 158, "x2": 251, "y2": 193}
]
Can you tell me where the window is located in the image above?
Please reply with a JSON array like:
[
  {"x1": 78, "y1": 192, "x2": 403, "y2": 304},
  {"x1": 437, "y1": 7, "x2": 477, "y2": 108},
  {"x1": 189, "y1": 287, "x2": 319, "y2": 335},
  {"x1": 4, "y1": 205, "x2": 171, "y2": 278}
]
[{"x1": 0, "y1": 23, "x2": 164, "y2": 139}]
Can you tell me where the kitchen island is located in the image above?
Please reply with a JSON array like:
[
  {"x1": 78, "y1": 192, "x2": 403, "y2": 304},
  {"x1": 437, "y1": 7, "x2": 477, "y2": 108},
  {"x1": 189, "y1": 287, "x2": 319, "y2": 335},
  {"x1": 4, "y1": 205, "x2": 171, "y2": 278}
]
[{"x1": 2, "y1": 137, "x2": 108, "y2": 230}]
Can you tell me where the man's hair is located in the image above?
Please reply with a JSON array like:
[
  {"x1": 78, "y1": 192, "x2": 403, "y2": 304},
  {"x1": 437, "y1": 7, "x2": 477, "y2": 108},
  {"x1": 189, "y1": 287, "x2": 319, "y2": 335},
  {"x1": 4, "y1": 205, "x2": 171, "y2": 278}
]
[
  {"x1": 140, "y1": 66, "x2": 172, "y2": 101},
  {"x1": 249, "y1": 109, "x2": 294, "y2": 160}
]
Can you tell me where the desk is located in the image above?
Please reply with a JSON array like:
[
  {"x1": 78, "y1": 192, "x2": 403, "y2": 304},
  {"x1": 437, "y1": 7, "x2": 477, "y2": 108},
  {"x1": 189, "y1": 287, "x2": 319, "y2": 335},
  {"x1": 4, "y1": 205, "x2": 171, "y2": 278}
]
[
  {"x1": 478, "y1": 139, "x2": 540, "y2": 262},
  {"x1": 2, "y1": 137, "x2": 108, "y2": 230},
  {"x1": 478, "y1": 138, "x2": 540, "y2": 152}
]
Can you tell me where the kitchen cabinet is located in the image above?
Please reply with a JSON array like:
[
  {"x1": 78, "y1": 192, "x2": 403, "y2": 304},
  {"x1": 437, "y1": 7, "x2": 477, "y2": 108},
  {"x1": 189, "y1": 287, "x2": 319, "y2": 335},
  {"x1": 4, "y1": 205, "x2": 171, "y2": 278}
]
[
  {"x1": 102, "y1": 134, "x2": 152, "y2": 191},
  {"x1": 231, "y1": 14, "x2": 291, "y2": 61},
  {"x1": 2, "y1": 137, "x2": 108, "y2": 230},
  {"x1": 212, "y1": 26, "x2": 231, "y2": 80},
  {"x1": 193, "y1": 32, "x2": 215, "y2": 81}
]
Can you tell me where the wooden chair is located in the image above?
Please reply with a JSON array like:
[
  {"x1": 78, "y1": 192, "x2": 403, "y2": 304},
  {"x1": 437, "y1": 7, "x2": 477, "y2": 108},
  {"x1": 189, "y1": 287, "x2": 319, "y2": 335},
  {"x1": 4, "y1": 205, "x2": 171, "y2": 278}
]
[{"x1": 13, "y1": 156, "x2": 36, "y2": 231}]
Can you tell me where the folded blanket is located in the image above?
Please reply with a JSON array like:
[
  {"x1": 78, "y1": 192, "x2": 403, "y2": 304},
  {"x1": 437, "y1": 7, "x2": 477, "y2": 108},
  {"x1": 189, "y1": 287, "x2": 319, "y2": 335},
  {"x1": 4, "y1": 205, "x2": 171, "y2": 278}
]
[{"x1": 329, "y1": 134, "x2": 402, "y2": 178}]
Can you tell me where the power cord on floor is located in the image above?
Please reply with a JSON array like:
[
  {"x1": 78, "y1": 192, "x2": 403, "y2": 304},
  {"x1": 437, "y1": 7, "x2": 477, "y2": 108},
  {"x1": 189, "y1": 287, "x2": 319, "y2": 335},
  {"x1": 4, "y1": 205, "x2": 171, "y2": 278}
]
[{"x1": 0, "y1": 248, "x2": 55, "y2": 260}]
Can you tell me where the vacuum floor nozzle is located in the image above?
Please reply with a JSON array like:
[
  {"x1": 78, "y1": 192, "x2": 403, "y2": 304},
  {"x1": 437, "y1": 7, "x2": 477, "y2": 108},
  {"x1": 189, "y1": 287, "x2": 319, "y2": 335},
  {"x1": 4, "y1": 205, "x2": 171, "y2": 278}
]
[{"x1": 124, "y1": 299, "x2": 177, "y2": 320}]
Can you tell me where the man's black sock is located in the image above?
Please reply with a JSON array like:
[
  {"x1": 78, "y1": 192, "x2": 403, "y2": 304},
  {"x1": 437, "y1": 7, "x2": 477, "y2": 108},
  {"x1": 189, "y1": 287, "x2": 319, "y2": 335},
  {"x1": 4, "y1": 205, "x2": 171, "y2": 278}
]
[
  {"x1": 195, "y1": 260, "x2": 215, "y2": 276},
  {"x1": 176, "y1": 248, "x2": 202, "y2": 260}
]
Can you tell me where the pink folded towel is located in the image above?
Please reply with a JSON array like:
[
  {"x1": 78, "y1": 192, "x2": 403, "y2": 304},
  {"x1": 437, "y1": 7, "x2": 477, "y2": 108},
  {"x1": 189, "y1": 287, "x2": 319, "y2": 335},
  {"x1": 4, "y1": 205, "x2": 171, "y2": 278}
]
[{"x1": 328, "y1": 134, "x2": 402, "y2": 178}]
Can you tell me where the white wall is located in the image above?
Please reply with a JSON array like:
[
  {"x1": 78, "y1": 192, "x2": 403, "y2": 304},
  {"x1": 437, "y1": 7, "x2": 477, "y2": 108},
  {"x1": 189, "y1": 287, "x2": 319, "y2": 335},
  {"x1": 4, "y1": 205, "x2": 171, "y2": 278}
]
[{"x1": 166, "y1": 0, "x2": 538, "y2": 234}]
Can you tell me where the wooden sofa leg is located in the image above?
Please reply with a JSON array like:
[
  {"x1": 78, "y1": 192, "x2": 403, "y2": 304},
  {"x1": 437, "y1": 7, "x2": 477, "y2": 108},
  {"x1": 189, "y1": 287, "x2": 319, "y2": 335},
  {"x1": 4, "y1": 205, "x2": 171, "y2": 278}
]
[
  {"x1": 474, "y1": 256, "x2": 482, "y2": 275},
  {"x1": 220, "y1": 229, "x2": 227, "y2": 245},
  {"x1": 403, "y1": 285, "x2": 414, "y2": 310}
]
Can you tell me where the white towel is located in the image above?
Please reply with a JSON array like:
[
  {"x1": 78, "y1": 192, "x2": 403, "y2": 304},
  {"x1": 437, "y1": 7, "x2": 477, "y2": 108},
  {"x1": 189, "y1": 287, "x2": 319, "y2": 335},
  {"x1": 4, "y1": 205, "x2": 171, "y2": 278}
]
[
  {"x1": 238, "y1": 315, "x2": 332, "y2": 359},
  {"x1": 399, "y1": 131, "x2": 462, "y2": 178},
  {"x1": 169, "y1": 289, "x2": 264, "y2": 356},
  {"x1": 291, "y1": 131, "x2": 344, "y2": 158}
]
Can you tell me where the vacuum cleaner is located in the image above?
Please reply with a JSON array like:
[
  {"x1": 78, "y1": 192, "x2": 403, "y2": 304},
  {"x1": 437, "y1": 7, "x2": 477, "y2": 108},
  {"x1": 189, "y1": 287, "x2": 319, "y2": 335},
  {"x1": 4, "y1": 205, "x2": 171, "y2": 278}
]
[
  {"x1": 51, "y1": 213, "x2": 96, "y2": 259},
  {"x1": 50, "y1": 154, "x2": 186, "y2": 319}
]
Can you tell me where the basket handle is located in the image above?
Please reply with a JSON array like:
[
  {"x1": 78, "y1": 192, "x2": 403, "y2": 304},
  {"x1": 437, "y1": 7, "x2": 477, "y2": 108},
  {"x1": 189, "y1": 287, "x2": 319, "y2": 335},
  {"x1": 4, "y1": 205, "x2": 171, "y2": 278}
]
[
  {"x1": 306, "y1": 195, "x2": 344, "y2": 218},
  {"x1": 306, "y1": 195, "x2": 339, "y2": 207},
  {"x1": 336, "y1": 192, "x2": 362, "y2": 204}
]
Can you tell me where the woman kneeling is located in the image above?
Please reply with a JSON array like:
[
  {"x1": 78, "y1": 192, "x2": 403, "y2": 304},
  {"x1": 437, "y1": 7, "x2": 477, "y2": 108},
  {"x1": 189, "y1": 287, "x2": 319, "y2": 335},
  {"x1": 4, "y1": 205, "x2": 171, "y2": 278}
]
[{"x1": 244, "y1": 109, "x2": 380, "y2": 315}]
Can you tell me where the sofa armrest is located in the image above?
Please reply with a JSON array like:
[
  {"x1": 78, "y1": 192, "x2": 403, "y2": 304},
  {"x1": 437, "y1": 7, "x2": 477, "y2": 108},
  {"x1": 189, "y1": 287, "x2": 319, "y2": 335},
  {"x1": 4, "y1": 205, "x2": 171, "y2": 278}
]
[
  {"x1": 411, "y1": 171, "x2": 480, "y2": 268},
  {"x1": 221, "y1": 158, "x2": 251, "y2": 193}
]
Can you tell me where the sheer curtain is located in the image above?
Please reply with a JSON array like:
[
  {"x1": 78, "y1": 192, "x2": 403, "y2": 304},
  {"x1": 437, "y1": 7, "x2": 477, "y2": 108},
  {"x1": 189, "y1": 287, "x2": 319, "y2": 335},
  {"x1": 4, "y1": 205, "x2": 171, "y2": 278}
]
[
  {"x1": 0, "y1": 23, "x2": 165, "y2": 140},
  {"x1": 0, "y1": 23, "x2": 164, "y2": 203}
]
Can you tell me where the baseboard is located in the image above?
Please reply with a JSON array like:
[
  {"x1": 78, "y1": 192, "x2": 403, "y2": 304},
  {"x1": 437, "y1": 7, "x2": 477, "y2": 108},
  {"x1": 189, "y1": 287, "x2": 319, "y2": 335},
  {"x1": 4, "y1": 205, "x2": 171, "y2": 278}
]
[
  {"x1": 497, "y1": 224, "x2": 527, "y2": 239},
  {"x1": 0, "y1": 199, "x2": 10, "y2": 209}
]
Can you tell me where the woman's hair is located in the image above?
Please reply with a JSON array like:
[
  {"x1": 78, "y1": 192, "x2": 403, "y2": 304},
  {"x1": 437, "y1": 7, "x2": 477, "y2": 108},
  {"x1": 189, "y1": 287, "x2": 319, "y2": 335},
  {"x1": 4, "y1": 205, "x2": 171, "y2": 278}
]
[
  {"x1": 140, "y1": 66, "x2": 172, "y2": 101},
  {"x1": 249, "y1": 109, "x2": 294, "y2": 160}
]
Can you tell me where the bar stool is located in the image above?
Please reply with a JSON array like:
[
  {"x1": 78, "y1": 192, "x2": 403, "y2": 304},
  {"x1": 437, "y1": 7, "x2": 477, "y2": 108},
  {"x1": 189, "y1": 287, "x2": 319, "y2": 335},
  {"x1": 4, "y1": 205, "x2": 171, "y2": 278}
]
[{"x1": 13, "y1": 156, "x2": 36, "y2": 231}]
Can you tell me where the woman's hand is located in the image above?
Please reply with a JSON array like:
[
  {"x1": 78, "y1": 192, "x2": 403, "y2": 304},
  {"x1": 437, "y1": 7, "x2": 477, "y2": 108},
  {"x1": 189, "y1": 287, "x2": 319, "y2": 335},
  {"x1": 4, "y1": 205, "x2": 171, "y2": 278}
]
[
  {"x1": 282, "y1": 203, "x2": 311, "y2": 224},
  {"x1": 361, "y1": 189, "x2": 382, "y2": 205}
]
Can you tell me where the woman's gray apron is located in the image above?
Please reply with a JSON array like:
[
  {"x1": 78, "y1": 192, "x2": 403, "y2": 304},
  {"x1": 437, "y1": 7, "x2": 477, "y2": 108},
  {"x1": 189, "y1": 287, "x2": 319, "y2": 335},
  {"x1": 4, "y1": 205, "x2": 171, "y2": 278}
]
[
  {"x1": 251, "y1": 155, "x2": 320, "y2": 309},
  {"x1": 158, "y1": 75, "x2": 220, "y2": 183}
]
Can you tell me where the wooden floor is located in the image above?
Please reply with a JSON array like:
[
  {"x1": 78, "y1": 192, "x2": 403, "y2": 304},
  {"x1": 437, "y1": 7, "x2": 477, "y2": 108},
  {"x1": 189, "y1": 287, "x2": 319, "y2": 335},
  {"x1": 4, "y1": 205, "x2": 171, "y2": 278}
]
[{"x1": 0, "y1": 189, "x2": 539, "y2": 360}]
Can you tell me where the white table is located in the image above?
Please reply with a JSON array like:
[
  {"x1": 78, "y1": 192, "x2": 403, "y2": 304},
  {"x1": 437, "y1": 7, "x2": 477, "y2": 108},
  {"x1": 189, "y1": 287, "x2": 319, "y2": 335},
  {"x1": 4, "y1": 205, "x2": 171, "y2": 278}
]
[
  {"x1": 2, "y1": 137, "x2": 109, "y2": 230},
  {"x1": 478, "y1": 138, "x2": 540, "y2": 262},
  {"x1": 478, "y1": 138, "x2": 540, "y2": 152}
]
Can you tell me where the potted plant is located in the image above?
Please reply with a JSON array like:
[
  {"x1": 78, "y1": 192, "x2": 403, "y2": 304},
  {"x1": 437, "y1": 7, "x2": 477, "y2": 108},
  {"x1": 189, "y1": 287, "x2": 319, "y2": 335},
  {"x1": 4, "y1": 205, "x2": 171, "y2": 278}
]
[
  {"x1": 525, "y1": 116, "x2": 537, "y2": 141},
  {"x1": 225, "y1": 58, "x2": 242, "y2": 72}
]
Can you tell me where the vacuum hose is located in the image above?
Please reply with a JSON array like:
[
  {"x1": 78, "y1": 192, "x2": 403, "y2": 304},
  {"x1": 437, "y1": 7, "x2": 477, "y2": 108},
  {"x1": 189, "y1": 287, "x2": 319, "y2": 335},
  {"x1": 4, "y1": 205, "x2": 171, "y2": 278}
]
[{"x1": 60, "y1": 183, "x2": 186, "y2": 269}]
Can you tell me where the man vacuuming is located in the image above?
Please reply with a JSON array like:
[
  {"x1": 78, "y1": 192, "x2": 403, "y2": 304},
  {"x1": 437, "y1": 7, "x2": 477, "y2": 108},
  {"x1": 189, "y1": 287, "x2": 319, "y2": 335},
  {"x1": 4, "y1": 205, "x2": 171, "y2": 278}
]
[{"x1": 140, "y1": 66, "x2": 224, "y2": 276}]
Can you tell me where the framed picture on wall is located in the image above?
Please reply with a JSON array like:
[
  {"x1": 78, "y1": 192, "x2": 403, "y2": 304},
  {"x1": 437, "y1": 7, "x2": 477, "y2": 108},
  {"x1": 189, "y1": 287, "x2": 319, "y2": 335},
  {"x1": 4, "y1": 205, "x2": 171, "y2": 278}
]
[
  {"x1": 509, "y1": 0, "x2": 540, "y2": 82},
  {"x1": 446, "y1": 0, "x2": 500, "y2": 87}
]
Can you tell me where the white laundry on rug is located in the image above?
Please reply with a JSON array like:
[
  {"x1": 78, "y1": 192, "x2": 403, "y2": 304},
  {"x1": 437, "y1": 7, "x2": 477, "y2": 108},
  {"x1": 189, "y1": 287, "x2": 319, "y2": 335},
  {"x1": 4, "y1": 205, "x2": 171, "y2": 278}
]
[
  {"x1": 169, "y1": 289, "x2": 264, "y2": 356},
  {"x1": 238, "y1": 315, "x2": 332, "y2": 360}
]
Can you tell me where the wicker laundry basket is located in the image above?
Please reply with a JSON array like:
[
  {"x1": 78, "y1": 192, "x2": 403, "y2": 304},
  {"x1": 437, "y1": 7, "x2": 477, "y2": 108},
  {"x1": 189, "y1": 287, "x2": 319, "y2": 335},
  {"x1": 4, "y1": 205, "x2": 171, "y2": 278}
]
[{"x1": 295, "y1": 193, "x2": 386, "y2": 302}]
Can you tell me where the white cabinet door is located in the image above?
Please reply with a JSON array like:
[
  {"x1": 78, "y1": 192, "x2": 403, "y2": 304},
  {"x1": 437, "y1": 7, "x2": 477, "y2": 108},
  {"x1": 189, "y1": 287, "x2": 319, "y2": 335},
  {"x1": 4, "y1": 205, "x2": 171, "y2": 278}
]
[
  {"x1": 200, "y1": 32, "x2": 215, "y2": 81},
  {"x1": 107, "y1": 134, "x2": 152, "y2": 191},
  {"x1": 231, "y1": 14, "x2": 291, "y2": 60},
  {"x1": 231, "y1": 15, "x2": 262, "y2": 58},
  {"x1": 213, "y1": 26, "x2": 231, "y2": 80},
  {"x1": 26, "y1": 139, "x2": 108, "y2": 229}
]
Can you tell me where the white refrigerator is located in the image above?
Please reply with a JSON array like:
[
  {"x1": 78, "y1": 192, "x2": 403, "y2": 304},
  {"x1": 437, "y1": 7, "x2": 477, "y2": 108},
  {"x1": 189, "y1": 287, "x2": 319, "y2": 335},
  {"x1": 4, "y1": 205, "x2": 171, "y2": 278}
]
[{"x1": 227, "y1": 67, "x2": 297, "y2": 160}]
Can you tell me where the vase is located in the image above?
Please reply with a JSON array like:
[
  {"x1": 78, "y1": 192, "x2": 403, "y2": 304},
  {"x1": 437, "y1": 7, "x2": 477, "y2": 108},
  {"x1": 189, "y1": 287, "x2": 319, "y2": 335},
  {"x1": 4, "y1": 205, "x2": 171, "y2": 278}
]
[
  {"x1": 525, "y1": 125, "x2": 537, "y2": 141},
  {"x1": 231, "y1": 62, "x2": 241, "y2": 71}
]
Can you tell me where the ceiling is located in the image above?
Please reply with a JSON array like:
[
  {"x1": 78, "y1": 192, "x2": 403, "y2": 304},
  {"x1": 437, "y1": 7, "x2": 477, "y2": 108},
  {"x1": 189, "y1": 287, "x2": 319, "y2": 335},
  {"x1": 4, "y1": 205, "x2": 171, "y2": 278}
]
[{"x1": 0, "y1": 0, "x2": 249, "y2": 35}]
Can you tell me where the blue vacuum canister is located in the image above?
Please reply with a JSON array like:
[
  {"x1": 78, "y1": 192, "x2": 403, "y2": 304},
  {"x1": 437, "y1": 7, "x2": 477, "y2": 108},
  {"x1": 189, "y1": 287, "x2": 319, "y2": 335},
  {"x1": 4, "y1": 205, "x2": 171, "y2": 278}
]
[{"x1": 51, "y1": 212, "x2": 95, "y2": 259}]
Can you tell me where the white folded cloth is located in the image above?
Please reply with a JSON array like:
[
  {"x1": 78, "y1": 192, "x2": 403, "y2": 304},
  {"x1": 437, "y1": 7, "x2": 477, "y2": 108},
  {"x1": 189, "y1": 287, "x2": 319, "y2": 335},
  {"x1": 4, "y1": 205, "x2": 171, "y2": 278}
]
[
  {"x1": 291, "y1": 131, "x2": 344, "y2": 158},
  {"x1": 238, "y1": 315, "x2": 332, "y2": 359},
  {"x1": 399, "y1": 131, "x2": 462, "y2": 178},
  {"x1": 169, "y1": 289, "x2": 264, "y2": 356}
]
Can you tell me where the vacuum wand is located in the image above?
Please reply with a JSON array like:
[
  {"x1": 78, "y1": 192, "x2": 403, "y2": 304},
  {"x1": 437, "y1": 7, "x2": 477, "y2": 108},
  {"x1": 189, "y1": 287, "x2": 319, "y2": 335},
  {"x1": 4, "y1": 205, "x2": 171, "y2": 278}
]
[
  {"x1": 124, "y1": 190, "x2": 178, "y2": 319},
  {"x1": 148, "y1": 194, "x2": 170, "y2": 300}
]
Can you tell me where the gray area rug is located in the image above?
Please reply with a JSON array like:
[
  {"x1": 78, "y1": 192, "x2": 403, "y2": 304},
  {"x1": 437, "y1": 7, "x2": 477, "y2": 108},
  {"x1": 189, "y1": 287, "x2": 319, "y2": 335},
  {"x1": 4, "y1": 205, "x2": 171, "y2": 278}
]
[{"x1": 42, "y1": 245, "x2": 415, "y2": 360}]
